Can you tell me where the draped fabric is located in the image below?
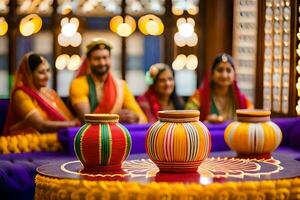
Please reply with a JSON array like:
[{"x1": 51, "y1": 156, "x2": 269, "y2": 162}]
[
  {"x1": 88, "y1": 73, "x2": 118, "y2": 114},
  {"x1": 197, "y1": 74, "x2": 248, "y2": 121},
  {"x1": 75, "y1": 57, "x2": 118, "y2": 114},
  {"x1": 3, "y1": 53, "x2": 73, "y2": 136},
  {"x1": 137, "y1": 86, "x2": 161, "y2": 122},
  {"x1": 185, "y1": 71, "x2": 251, "y2": 122}
]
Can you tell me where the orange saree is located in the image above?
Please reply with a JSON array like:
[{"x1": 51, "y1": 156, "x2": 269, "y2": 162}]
[{"x1": 3, "y1": 53, "x2": 73, "y2": 136}]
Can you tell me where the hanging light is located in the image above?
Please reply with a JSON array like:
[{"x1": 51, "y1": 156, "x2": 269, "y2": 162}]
[
  {"x1": 19, "y1": 14, "x2": 42, "y2": 36},
  {"x1": 172, "y1": 1, "x2": 199, "y2": 16},
  {"x1": 172, "y1": 54, "x2": 186, "y2": 71},
  {"x1": 174, "y1": 17, "x2": 197, "y2": 47},
  {"x1": 55, "y1": 54, "x2": 70, "y2": 70},
  {"x1": 60, "y1": 0, "x2": 73, "y2": 15},
  {"x1": 129, "y1": 1, "x2": 143, "y2": 12},
  {"x1": 58, "y1": 33, "x2": 69, "y2": 47},
  {"x1": 177, "y1": 18, "x2": 194, "y2": 38},
  {"x1": 19, "y1": 0, "x2": 31, "y2": 13},
  {"x1": 67, "y1": 54, "x2": 81, "y2": 70},
  {"x1": 0, "y1": 17, "x2": 8, "y2": 36},
  {"x1": 187, "y1": 5, "x2": 199, "y2": 15},
  {"x1": 70, "y1": 32, "x2": 82, "y2": 47},
  {"x1": 61, "y1": 17, "x2": 79, "y2": 37},
  {"x1": 110, "y1": 16, "x2": 123, "y2": 33},
  {"x1": 174, "y1": 32, "x2": 185, "y2": 47},
  {"x1": 0, "y1": 0, "x2": 9, "y2": 14},
  {"x1": 117, "y1": 23, "x2": 132, "y2": 37},
  {"x1": 186, "y1": 54, "x2": 198, "y2": 70},
  {"x1": 58, "y1": 17, "x2": 81, "y2": 47},
  {"x1": 187, "y1": 32, "x2": 198, "y2": 47},
  {"x1": 110, "y1": 15, "x2": 136, "y2": 37},
  {"x1": 138, "y1": 14, "x2": 164, "y2": 36}
]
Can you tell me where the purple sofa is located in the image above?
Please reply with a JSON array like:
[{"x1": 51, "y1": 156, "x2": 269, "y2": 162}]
[
  {"x1": 58, "y1": 118, "x2": 300, "y2": 156},
  {"x1": 1, "y1": 118, "x2": 300, "y2": 200}
]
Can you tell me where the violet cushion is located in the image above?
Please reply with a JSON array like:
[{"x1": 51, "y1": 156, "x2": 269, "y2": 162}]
[{"x1": 1, "y1": 118, "x2": 300, "y2": 200}]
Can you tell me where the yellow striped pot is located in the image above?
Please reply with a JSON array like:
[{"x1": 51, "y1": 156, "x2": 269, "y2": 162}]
[
  {"x1": 146, "y1": 110, "x2": 211, "y2": 173},
  {"x1": 224, "y1": 109, "x2": 282, "y2": 159},
  {"x1": 74, "y1": 114, "x2": 131, "y2": 172}
]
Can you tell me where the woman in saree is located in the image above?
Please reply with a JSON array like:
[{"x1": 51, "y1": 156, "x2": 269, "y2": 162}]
[
  {"x1": 185, "y1": 53, "x2": 253, "y2": 123},
  {"x1": 3, "y1": 53, "x2": 77, "y2": 136},
  {"x1": 137, "y1": 63, "x2": 184, "y2": 122}
]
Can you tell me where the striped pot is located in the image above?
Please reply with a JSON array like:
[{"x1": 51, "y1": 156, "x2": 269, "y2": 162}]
[
  {"x1": 74, "y1": 114, "x2": 131, "y2": 172},
  {"x1": 146, "y1": 110, "x2": 211, "y2": 173},
  {"x1": 224, "y1": 109, "x2": 282, "y2": 159}
]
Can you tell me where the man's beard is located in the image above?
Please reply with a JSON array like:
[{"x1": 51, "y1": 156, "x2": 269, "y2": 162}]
[{"x1": 90, "y1": 65, "x2": 109, "y2": 76}]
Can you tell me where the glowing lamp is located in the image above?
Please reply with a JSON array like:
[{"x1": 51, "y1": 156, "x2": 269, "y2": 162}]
[
  {"x1": 19, "y1": 14, "x2": 42, "y2": 36},
  {"x1": 297, "y1": 49, "x2": 300, "y2": 57},
  {"x1": 58, "y1": 33, "x2": 69, "y2": 47},
  {"x1": 67, "y1": 55, "x2": 81, "y2": 71},
  {"x1": 186, "y1": 54, "x2": 198, "y2": 70},
  {"x1": 55, "y1": 54, "x2": 70, "y2": 70},
  {"x1": 174, "y1": 32, "x2": 185, "y2": 47},
  {"x1": 178, "y1": 23, "x2": 194, "y2": 37},
  {"x1": 110, "y1": 15, "x2": 135, "y2": 37},
  {"x1": 62, "y1": 23, "x2": 77, "y2": 37},
  {"x1": 187, "y1": 6, "x2": 199, "y2": 15},
  {"x1": 0, "y1": 17, "x2": 8, "y2": 36},
  {"x1": 146, "y1": 20, "x2": 159, "y2": 35},
  {"x1": 70, "y1": 32, "x2": 82, "y2": 47},
  {"x1": 117, "y1": 23, "x2": 132, "y2": 37},
  {"x1": 172, "y1": 7, "x2": 183, "y2": 15},
  {"x1": 172, "y1": 54, "x2": 186, "y2": 70},
  {"x1": 297, "y1": 65, "x2": 300, "y2": 74},
  {"x1": 297, "y1": 32, "x2": 300, "y2": 40},
  {"x1": 138, "y1": 14, "x2": 164, "y2": 36},
  {"x1": 110, "y1": 16, "x2": 123, "y2": 33}
]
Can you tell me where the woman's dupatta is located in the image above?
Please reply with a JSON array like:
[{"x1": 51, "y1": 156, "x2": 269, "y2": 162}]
[
  {"x1": 144, "y1": 86, "x2": 161, "y2": 119},
  {"x1": 14, "y1": 86, "x2": 67, "y2": 121},
  {"x1": 199, "y1": 74, "x2": 248, "y2": 121},
  {"x1": 2, "y1": 53, "x2": 66, "y2": 135}
]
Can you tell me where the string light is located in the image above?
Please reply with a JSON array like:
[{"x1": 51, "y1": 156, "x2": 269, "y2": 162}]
[
  {"x1": 172, "y1": 54, "x2": 198, "y2": 71},
  {"x1": 56, "y1": 54, "x2": 81, "y2": 71},
  {"x1": 19, "y1": 14, "x2": 42, "y2": 37},
  {"x1": 0, "y1": 17, "x2": 8, "y2": 36},
  {"x1": 110, "y1": 15, "x2": 136, "y2": 37},
  {"x1": 174, "y1": 18, "x2": 197, "y2": 47},
  {"x1": 58, "y1": 17, "x2": 81, "y2": 47},
  {"x1": 138, "y1": 14, "x2": 164, "y2": 36}
]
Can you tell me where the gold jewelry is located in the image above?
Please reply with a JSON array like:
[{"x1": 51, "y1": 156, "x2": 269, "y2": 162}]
[{"x1": 221, "y1": 54, "x2": 228, "y2": 62}]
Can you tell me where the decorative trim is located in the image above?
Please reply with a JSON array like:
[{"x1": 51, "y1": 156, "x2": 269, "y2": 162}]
[{"x1": 35, "y1": 174, "x2": 300, "y2": 199}]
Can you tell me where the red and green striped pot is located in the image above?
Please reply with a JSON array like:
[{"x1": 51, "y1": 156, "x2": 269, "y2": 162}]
[{"x1": 74, "y1": 114, "x2": 131, "y2": 172}]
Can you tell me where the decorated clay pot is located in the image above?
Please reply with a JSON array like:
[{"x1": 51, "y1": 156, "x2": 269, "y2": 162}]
[
  {"x1": 74, "y1": 114, "x2": 132, "y2": 172},
  {"x1": 146, "y1": 110, "x2": 211, "y2": 173},
  {"x1": 224, "y1": 109, "x2": 282, "y2": 159}
]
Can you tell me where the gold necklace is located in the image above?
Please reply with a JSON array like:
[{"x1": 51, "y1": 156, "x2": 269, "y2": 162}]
[{"x1": 213, "y1": 95, "x2": 233, "y2": 120}]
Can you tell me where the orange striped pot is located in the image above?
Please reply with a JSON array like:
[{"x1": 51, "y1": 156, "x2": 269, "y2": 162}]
[
  {"x1": 74, "y1": 114, "x2": 131, "y2": 172},
  {"x1": 146, "y1": 110, "x2": 211, "y2": 173},
  {"x1": 224, "y1": 109, "x2": 282, "y2": 159}
]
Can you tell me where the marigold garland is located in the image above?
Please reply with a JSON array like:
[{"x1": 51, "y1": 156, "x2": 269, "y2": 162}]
[
  {"x1": 0, "y1": 133, "x2": 61, "y2": 154},
  {"x1": 35, "y1": 174, "x2": 300, "y2": 200}
]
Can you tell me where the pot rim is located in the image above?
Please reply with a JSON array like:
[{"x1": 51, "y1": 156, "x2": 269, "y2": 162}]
[
  {"x1": 158, "y1": 110, "x2": 200, "y2": 122},
  {"x1": 236, "y1": 109, "x2": 271, "y2": 123},
  {"x1": 84, "y1": 114, "x2": 119, "y2": 123},
  {"x1": 236, "y1": 109, "x2": 271, "y2": 117}
]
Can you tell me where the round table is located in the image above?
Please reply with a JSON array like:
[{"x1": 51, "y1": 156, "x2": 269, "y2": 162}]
[{"x1": 35, "y1": 152, "x2": 300, "y2": 199}]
